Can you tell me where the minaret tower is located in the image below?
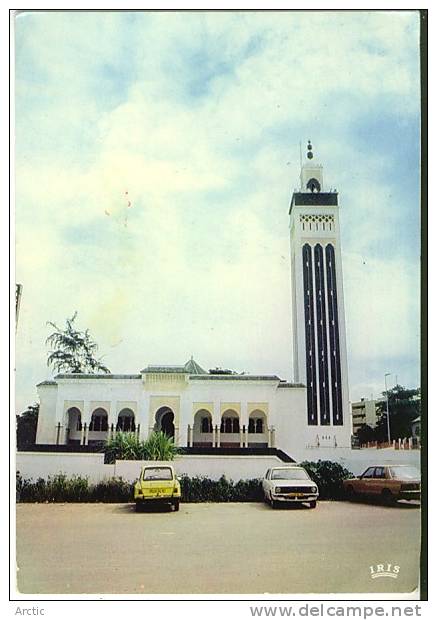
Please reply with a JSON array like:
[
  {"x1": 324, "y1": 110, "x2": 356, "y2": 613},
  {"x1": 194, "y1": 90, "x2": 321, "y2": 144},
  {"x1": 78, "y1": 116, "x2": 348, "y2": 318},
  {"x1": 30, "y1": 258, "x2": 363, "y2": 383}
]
[{"x1": 289, "y1": 141, "x2": 351, "y2": 447}]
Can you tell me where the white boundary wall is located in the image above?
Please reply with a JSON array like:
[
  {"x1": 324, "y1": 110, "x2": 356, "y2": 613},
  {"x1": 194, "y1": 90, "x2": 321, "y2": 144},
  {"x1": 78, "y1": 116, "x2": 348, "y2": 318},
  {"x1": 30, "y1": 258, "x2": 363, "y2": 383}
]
[
  {"x1": 16, "y1": 452, "x2": 114, "y2": 483},
  {"x1": 115, "y1": 455, "x2": 286, "y2": 482},
  {"x1": 16, "y1": 449, "x2": 420, "y2": 483},
  {"x1": 293, "y1": 447, "x2": 420, "y2": 475}
]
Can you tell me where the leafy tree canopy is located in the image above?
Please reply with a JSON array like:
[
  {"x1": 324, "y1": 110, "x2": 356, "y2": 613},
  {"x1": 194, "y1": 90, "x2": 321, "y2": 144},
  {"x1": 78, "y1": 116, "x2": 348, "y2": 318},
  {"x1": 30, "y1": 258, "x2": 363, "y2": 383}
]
[
  {"x1": 209, "y1": 367, "x2": 245, "y2": 375},
  {"x1": 355, "y1": 423, "x2": 377, "y2": 445},
  {"x1": 46, "y1": 312, "x2": 110, "y2": 375},
  {"x1": 374, "y1": 385, "x2": 420, "y2": 441},
  {"x1": 16, "y1": 403, "x2": 39, "y2": 449}
]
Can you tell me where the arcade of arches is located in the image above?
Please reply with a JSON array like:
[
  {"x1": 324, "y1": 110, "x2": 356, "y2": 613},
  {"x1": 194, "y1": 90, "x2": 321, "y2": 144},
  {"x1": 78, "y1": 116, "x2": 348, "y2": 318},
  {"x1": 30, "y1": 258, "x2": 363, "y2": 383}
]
[
  {"x1": 188, "y1": 408, "x2": 274, "y2": 448},
  {"x1": 59, "y1": 404, "x2": 276, "y2": 448}
]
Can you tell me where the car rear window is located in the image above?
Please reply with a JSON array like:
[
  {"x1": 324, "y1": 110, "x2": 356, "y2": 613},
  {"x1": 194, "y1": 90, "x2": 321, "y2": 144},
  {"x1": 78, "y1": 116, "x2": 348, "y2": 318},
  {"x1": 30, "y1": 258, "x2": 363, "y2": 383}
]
[{"x1": 142, "y1": 467, "x2": 173, "y2": 481}]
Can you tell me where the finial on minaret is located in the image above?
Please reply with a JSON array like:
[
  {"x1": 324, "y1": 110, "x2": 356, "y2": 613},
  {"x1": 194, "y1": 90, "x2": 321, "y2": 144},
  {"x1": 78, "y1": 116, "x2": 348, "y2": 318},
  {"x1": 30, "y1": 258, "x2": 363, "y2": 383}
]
[{"x1": 307, "y1": 140, "x2": 313, "y2": 160}]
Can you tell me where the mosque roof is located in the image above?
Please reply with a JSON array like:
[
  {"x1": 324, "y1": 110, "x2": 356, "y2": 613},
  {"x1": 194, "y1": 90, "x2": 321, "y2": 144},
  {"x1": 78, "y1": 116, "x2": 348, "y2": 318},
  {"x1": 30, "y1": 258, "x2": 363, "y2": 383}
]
[
  {"x1": 46, "y1": 360, "x2": 304, "y2": 385},
  {"x1": 141, "y1": 358, "x2": 207, "y2": 375}
]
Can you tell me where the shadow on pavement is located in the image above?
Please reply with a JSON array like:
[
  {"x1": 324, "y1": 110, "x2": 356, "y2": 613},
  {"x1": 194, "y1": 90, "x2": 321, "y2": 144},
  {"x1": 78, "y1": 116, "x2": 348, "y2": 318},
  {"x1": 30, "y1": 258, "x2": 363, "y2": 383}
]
[
  {"x1": 342, "y1": 498, "x2": 420, "y2": 509},
  {"x1": 112, "y1": 502, "x2": 176, "y2": 514}
]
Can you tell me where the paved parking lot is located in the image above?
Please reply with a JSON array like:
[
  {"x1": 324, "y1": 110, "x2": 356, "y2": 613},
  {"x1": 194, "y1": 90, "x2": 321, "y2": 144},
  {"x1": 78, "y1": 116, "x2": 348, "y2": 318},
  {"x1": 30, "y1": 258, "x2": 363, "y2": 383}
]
[{"x1": 16, "y1": 500, "x2": 421, "y2": 595}]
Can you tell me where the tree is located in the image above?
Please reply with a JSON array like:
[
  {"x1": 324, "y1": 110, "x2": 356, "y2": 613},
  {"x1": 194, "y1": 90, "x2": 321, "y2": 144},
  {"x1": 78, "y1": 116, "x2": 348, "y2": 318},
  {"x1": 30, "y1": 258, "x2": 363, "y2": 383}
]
[
  {"x1": 16, "y1": 403, "x2": 39, "y2": 449},
  {"x1": 46, "y1": 312, "x2": 110, "y2": 374},
  {"x1": 375, "y1": 385, "x2": 420, "y2": 441},
  {"x1": 209, "y1": 367, "x2": 245, "y2": 375},
  {"x1": 355, "y1": 423, "x2": 377, "y2": 445}
]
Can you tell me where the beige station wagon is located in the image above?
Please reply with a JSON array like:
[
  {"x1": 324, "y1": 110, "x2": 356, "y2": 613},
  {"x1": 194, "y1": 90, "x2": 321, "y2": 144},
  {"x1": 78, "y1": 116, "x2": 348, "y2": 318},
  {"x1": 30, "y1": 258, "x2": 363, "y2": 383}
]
[{"x1": 343, "y1": 465, "x2": 420, "y2": 504}]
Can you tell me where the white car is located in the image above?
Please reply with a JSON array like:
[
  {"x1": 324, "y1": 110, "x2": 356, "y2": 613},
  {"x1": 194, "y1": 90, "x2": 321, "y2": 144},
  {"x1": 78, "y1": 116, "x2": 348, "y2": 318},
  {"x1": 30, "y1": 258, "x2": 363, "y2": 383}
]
[{"x1": 262, "y1": 466, "x2": 319, "y2": 508}]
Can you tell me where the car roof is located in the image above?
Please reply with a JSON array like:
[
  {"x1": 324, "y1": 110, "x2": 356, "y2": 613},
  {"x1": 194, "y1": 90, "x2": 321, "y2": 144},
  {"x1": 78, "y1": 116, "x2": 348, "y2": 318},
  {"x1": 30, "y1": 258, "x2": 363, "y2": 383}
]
[
  {"x1": 365, "y1": 464, "x2": 414, "y2": 468},
  {"x1": 272, "y1": 466, "x2": 304, "y2": 469},
  {"x1": 142, "y1": 464, "x2": 174, "y2": 468}
]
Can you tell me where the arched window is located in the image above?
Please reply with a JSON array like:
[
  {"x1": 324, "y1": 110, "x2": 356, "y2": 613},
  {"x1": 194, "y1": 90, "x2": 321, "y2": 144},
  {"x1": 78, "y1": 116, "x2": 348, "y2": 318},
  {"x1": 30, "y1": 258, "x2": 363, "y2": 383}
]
[
  {"x1": 66, "y1": 407, "x2": 82, "y2": 432},
  {"x1": 89, "y1": 408, "x2": 108, "y2": 431},
  {"x1": 306, "y1": 177, "x2": 321, "y2": 193},
  {"x1": 201, "y1": 417, "x2": 212, "y2": 433},
  {"x1": 249, "y1": 411, "x2": 267, "y2": 434},
  {"x1": 220, "y1": 413, "x2": 240, "y2": 434},
  {"x1": 117, "y1": 408, "x2": 136, "y2": 432}
]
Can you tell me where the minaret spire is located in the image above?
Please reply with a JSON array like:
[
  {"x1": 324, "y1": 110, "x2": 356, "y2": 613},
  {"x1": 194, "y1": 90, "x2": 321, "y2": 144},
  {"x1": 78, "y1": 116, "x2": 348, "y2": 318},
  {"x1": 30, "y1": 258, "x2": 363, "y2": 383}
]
[
  {"x1": 306, "y1": 140, "x2": 313, "y2": 160},
  {"x1": 299, "y1": 139, "x2": 323, "y2": 193}
]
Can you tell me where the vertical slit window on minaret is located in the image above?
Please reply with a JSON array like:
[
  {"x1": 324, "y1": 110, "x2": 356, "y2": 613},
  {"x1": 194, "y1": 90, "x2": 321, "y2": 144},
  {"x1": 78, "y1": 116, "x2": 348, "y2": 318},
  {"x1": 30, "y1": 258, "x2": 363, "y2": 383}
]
[
  {"x1": 302, "y1": 244, "x2": 318, "y2": 425},
  {"x1": 326, "y1": 244, "x2": 343, "y2": 425},
  {"x1": 314, "y1": 244, "x2": 331, "y2": 425}
]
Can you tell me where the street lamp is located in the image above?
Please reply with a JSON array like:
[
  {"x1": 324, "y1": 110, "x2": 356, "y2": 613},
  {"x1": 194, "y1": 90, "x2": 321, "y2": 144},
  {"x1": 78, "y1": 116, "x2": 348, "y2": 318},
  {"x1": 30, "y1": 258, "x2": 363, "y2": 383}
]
[{"x1": 384, "y1": 373, "x2": 392, "y2": 445}]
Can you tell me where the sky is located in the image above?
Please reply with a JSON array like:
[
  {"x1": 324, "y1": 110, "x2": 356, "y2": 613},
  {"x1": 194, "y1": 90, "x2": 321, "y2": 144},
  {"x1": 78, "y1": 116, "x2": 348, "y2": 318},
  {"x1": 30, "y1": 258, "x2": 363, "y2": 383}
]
[{"x1": 14, "y1": 10, "x2": 421, "y2": 414}]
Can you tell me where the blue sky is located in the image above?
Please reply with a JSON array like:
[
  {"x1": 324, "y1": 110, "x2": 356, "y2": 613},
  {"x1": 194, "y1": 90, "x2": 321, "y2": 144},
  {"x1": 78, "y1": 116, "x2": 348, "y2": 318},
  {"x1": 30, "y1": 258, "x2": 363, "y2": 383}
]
[{"x1": 15, "y1": 10, "x2": 421, "y2": 413}]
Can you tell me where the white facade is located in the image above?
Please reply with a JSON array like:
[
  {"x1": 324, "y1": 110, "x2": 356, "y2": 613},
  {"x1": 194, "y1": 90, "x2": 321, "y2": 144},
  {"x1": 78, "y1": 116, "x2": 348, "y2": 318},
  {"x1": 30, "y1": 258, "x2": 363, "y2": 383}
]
[
  {"x1": 36, "y1": 363, "x2": 312, "y2": 457},
  {"x1": 35, "y1": 144, "x2": 352, "y2": 458}
]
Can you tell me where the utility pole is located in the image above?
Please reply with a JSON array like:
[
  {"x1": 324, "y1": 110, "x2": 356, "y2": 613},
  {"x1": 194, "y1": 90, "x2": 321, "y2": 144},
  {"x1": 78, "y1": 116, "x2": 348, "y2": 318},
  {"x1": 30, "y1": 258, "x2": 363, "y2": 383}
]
[
  {"x1": 384, "y1": 373, "x2": 392, "y2": 444},
  {"x1": 15, "y1": 284, "x2": 23, "y2": 331}
]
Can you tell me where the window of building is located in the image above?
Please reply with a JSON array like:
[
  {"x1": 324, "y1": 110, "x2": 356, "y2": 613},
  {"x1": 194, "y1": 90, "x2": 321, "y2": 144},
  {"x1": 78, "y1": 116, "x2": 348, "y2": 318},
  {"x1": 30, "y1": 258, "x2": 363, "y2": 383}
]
[
  {"x1": 201, "y1": 417, "x2": 213, "y2": 433},
  {"x1": 89, "y1": 413, "x2": 108, "y2": 432},
  {"x1": 220, "y1": 417, "x2": 239, "y2": 433},
  {"x1": 249, "y1": 418, "x2": 264, "y2": 433},
  {"x1": 117, "y1": 413, "x2": 136, "y2": 432}
]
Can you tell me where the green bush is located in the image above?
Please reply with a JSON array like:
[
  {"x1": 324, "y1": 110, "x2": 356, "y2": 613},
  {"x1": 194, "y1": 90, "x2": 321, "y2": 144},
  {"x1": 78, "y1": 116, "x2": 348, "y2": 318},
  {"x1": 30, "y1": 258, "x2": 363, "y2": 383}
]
[
  {"x1": 142, "y1": 431, "x2": 180, "y2": 461},
  {"x1": 299, "y1": 460, "x2": 353, "y2": 500},
  {"x1": 103, "y1": 431, "x2": 179, "y2": 463},
  {"x1": 179, "y1": 475, "x2": 263, "y2": 502},
  {"x1": 89, "y1": 477, "x2": 133, "y2": 502},
  {"x1": 16, "y1": 473, "x2": 90, "y2": 503},
  {"x1": 16, "y1": 472, "x2": 132, "y2": 503}
]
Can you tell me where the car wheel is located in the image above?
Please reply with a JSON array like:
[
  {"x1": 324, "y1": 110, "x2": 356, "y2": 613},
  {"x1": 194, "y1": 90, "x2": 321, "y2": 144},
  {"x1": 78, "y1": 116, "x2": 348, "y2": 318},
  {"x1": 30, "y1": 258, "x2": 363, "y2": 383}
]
[
  {"x1": 309, "y1": 500, "x2": 317, "y2": 509},
  {"x1": 381, "y1": 489, "x2": 396, "y2": 506},
  {"x1": 135, "y1": 501, "x2": 143, "y2": 513},
  {"x1": 173, "y1": 499, "x2": 180, "y2": 512}
]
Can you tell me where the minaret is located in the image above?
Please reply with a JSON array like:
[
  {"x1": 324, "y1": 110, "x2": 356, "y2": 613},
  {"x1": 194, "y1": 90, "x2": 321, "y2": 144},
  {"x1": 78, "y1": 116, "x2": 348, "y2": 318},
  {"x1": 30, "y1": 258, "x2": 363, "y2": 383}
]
[{"x1": 289, "y1": 141, "x2": 350, "y2": 446}]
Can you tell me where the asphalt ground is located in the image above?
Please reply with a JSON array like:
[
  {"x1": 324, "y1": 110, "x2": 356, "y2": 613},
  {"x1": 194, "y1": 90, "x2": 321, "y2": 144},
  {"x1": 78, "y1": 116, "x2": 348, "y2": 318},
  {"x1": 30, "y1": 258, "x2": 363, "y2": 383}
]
[{"x1": 16, "y1": 500, "x2": 421, "y2": 595}]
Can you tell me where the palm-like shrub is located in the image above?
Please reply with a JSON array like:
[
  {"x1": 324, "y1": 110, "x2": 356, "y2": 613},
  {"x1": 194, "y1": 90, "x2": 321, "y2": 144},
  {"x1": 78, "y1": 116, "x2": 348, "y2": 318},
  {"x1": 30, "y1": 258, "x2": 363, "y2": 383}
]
[
  {"x1": 104, "y1": 432, "x2": 146, "y2": 463},
  {"x1": 142, "y1": 431, "x2": 179, "y2": 461},
  {"x1": 103, "y1": 431, "x2": 179, "y2": 463}
]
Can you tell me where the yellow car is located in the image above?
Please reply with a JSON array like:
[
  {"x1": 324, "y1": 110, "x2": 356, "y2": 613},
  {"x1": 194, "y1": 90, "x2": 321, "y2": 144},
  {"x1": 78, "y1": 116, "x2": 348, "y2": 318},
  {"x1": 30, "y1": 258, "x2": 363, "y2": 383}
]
[{"x1": 134, "y1": 465, "x2": 181, "y2": 512}]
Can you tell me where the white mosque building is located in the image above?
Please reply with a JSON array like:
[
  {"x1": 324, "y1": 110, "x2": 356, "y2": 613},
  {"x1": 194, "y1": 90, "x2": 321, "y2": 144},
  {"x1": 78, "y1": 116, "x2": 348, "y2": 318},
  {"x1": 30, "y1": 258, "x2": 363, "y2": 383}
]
[{"x1": 35, "y1": 143, "x2": 352, "y2": 458}]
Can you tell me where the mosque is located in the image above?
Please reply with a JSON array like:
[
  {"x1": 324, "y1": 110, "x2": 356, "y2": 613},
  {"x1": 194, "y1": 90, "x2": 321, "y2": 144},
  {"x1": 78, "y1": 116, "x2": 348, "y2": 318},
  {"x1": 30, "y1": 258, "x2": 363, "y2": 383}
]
[{"x1": 35, "y1": 143, "x2": 352, "y2": 457}]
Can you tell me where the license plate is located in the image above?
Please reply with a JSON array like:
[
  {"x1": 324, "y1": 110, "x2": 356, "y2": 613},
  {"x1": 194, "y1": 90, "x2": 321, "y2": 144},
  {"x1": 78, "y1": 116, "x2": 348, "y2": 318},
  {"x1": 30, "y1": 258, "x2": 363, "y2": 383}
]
[{"x1": 287, "y1": 492, "x2": 304, "y2": 497}]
